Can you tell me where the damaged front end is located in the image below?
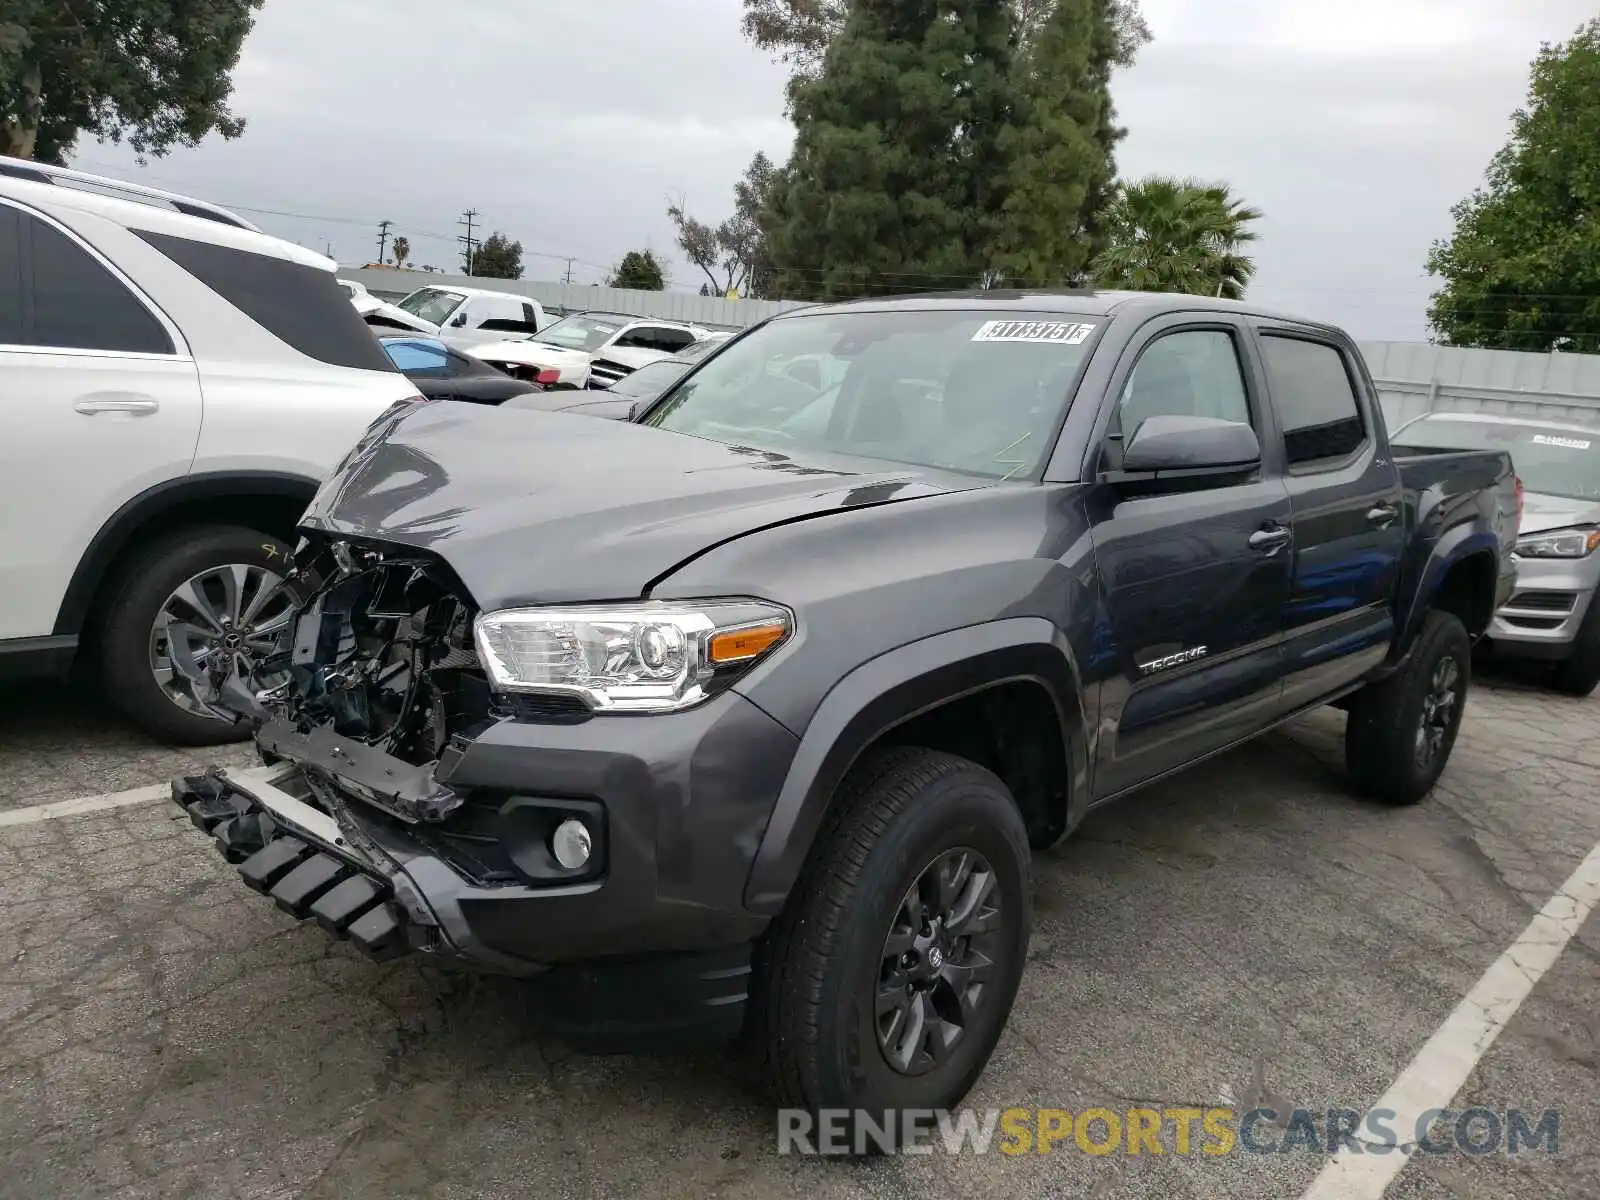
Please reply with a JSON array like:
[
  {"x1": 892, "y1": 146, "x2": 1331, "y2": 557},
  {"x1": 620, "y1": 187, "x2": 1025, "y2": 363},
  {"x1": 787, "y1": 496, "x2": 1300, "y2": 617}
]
[{"x1": 170, "y1": 533, "x2": 553, "y2": 971}]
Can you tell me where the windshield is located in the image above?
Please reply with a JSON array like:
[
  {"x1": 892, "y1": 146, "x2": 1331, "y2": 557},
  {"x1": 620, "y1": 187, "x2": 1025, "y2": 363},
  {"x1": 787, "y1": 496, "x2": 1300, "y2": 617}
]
[
  {"x1": 1392, "y1": 417, "x2": 1600, "y2": 500},
  {"x1": 396, "y1": 288, "x2": 465, "y2": 325},
  {"x1": 641, "y1": 309, "x2": 1100, "y2": 479},
  {"x1": 609, "y1": 359, "x2": 692, "y2": 398},
  {"x1": 532, "y1": 314, "x2": 626, "y2": 353}
]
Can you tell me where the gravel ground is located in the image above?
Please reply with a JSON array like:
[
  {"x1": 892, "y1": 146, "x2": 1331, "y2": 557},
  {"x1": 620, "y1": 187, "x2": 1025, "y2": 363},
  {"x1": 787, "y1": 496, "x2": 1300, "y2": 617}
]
[{"x1": 1, "y1": 668, "x2": 1595, "y2": 1200}]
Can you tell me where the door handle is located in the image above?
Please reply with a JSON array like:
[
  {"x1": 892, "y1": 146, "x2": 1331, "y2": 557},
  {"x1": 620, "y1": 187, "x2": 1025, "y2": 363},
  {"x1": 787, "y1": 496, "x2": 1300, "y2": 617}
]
[
  {"x1": 1367, "y1": 502, "x2": 1399, "y2": 528},
  {"x1": 74, "y1": 396, "x2": 160, "y2": 416},
  {"x1": 1249, "y1": 526, "x2": 1292, "y2": 554}
]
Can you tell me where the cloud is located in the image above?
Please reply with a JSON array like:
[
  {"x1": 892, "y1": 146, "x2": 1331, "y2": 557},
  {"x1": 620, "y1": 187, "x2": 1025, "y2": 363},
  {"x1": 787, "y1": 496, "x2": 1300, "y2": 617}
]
[{"x1": 72, "y1": 0, "x2": 1600, "y2": 334}]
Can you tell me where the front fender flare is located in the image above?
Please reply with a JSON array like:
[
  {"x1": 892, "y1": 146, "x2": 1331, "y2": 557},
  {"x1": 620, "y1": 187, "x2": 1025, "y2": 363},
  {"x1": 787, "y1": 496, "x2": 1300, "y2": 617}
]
[{"x1": 741, "y1": 616, "x2": 1087, "y2": 915}]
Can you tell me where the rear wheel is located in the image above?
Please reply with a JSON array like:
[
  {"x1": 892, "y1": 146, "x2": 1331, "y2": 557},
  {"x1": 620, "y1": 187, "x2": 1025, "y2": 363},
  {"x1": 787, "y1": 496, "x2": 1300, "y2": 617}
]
[
  {"x1": 98, "y1": 525, "x2": 295, "y2": 746},
  {"x1": 1550, "y1": 602, "x2": 1600, "y2": 697},
  {"x1": 753, "y1": 748, "x2": 1032, "y2": 1131},
  {"x1": 1345, "y1": 610, "x2": 1471, "y2": 805}
]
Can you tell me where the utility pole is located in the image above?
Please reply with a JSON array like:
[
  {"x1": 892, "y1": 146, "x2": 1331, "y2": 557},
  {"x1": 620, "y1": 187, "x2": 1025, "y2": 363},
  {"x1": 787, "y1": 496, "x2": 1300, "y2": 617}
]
[
  {"x1": 458, "y1": 209, "x2": 479, "y2": 276},
  {"x1": 376, "y1": 219, "x2": 393, "y2": 264},
  {"x1": 563, "y1": 257, "x2": 576, "y2": 286}
]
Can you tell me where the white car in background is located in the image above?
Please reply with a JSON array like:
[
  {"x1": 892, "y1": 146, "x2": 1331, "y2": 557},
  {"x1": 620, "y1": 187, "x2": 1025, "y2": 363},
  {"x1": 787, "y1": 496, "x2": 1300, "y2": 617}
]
[
  {"x1": 466, "y1": 311, "x2": 710, "y2": 388},
  {"x1": 358, "y1": 283, "x2": 547, "y2": 342},
  {"x1": 0, "y1": 156, "x2": 420, "y2": 745}
]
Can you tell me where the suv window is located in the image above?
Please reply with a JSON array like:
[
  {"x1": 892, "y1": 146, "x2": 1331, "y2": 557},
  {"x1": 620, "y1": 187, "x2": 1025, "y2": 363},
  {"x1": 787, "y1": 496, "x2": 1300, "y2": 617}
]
[
  {"x1": 614, "y1": 326, "x2": 662, "y2": 351},
  {"x1": 0, "y1": 206, "x2": 21, "y2": 344},
  {"x1": 1116, "y1": 329, "x2": 1251, "y2": 442},
  {"x1": 383, "y1": 338, "x2": 451, "y2": 377},
  {"x1": 651, "y1": 328, "x2": 696, "y2": 352},
  {"x1": 1260, "y1": 335, "x2": 1366, "y2": 466},
  {"x1": 26, "y1": 214, "x2": 172, "y2": 354},
  {"x1": 135, "y1": 230, "x2": 396, "y2": 372}
]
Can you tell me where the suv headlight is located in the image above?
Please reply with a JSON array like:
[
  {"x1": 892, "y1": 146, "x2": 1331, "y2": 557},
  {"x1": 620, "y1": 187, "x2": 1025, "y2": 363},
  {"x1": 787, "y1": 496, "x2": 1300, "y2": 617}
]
[
  {"x1": 1514, "y1": 526, "x2": 1600, "y2": 559},
  {"x1": 474, "y1": 599, "x2": 791, "y2": 713}
]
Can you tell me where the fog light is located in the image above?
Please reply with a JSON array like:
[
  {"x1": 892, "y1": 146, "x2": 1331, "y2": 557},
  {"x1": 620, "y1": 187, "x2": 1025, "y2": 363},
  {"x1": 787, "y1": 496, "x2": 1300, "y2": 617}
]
[{"x1": 551, "y1": 818, "x2": 592, "y2": 870}]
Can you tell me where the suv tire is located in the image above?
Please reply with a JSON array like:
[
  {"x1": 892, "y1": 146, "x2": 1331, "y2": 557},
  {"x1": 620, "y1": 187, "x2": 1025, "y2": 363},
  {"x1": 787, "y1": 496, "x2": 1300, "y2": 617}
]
[
  {"x1": 1550, "y1": 602, "x2": 1600, "y2": 697},
  {"x1": 753, "y1": 747, "x2": 1032, "y2": 1134},
  {"x1": 98, "y1": 525, "x2": 294, "y2": 746},
  {"x1": 1345, "y1": 610, "x2": 1471, "y2": 805}
]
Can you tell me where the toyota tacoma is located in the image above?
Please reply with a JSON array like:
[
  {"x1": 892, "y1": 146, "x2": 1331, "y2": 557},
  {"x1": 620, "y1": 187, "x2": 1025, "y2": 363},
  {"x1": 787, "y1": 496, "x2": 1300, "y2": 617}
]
[{"x1": 171, "y1": 291, "x2": 1519, "y2": 1120}]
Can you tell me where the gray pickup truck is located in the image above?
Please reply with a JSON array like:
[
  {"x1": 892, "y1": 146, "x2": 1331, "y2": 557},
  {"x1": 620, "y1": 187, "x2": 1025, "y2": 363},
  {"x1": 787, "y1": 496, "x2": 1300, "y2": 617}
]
[{"x1": 171, "y1": 291, "x2": 1517, "y2": 1124}]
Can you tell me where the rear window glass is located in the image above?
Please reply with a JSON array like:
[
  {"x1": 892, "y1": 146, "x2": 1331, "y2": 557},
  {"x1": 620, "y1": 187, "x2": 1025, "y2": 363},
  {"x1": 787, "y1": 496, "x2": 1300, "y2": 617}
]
[
  {"x1": 134, "y1": 230, "x2": 395, "y2": 372},
  {"x1": 1259, "y1": 335, "x2": 1366, "y2": 466},
  {"x1": 0, "y1": 206, "x2": 21, "y2": 344}
]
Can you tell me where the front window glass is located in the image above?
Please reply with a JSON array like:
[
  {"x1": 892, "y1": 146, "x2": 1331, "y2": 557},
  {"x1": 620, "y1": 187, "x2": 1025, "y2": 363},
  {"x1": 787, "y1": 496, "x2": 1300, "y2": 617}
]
[
  {"x1": 531, "y1": 314, "x2": 626, "y2": 352},
  {"x1": 610, "y1": 359, "x2": 692, "y2": 398},
  {"x1": 642, "y1": 309, "x2": 1100, "y2": 480},
  {"x1": 396, "y1": 288, "x2": 465, "y2": 325},
  {"x1": 1392, "y1": 418, "x2": 1600, "y2": 500}
]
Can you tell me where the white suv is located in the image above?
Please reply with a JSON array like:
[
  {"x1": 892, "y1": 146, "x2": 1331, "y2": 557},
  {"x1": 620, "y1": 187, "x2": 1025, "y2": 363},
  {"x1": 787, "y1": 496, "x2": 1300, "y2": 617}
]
[{"x1": 0, "y1": 157, "x2": 420, "y2": 744}]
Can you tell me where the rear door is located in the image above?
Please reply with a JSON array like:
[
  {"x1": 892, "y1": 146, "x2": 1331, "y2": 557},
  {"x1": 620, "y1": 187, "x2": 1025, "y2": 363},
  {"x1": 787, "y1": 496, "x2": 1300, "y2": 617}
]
[
  {"x1": 1085, "y1": 315, "x2": 1294, "y2": 797},
  {"x1": 1254, "y1": 325, "x2": 1405, "y2": 708},
  {"x1": 0, "y1": 200, "x2": 202, "y2": 640}
]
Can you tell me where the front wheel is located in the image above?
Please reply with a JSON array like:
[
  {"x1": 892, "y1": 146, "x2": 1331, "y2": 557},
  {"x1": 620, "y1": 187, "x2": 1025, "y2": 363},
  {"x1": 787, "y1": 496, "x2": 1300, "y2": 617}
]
[
  {"x1": 1550, "y1": 601, "x2": 1600, "y2": 697},
  {"x1": 753, "y1": 748, "x2": 1032, "y2": 1130},
  {"x1": 1345, "y1": 610, "x2": 1471, "y2": 805}
]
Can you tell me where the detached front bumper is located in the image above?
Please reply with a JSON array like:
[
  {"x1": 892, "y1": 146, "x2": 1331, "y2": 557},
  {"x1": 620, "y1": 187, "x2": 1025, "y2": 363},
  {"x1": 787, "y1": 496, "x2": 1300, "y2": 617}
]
[{"x1": 172, "y1": 689, "x2": 798, "y2": 1045}]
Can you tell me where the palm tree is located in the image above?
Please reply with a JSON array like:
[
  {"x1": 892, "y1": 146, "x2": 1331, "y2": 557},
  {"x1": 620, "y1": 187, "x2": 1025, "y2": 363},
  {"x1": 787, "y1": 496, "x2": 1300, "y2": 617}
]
[
  {"x1": 391, "y1": 236, "x2": 411, "y2": 268},
  {"x1": 1092, "y1": 176, "x2": 1263, "y2": 299}
]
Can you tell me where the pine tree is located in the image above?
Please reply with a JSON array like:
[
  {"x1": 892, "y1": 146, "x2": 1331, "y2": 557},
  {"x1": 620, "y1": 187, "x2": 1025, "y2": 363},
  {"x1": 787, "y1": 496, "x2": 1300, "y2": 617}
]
[{"x1": 765, "y1": 0, "x2": 1016, "y2": 299}]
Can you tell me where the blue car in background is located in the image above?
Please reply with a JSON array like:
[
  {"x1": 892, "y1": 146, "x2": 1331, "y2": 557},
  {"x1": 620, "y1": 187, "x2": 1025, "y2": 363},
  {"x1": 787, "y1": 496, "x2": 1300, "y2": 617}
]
[{"x1": 378, "y1": 335, "x2": 543, "y2": 405}]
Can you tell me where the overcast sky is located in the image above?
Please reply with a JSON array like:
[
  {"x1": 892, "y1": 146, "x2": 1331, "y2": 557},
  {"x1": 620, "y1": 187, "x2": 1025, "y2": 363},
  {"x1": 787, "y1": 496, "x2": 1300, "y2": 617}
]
[{"x1": 75, "y1": 0, "x2": 1600, "y2": 341}]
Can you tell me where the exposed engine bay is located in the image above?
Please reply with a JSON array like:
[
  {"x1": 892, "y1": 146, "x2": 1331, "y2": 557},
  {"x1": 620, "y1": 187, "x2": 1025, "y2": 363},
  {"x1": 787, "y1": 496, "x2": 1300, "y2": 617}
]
[{"x1": 183, "y1": 535, "x2": 499, "y2": 826}]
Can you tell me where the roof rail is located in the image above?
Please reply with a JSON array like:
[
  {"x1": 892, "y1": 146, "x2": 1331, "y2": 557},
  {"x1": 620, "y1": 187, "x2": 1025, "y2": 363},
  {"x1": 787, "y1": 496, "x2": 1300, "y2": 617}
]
[{"x1": 0, "y1": 155, "x2": 261, "y2": 233}]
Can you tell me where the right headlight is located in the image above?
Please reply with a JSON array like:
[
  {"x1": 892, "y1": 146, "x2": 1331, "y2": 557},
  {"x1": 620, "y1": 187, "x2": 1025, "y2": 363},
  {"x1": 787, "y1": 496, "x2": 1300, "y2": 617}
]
[
  {"x1": 473, "y1": 598, "x2": 791, "y2": 713},
  {"x1": 1514, "y1": 526, "x2": 1600, "y2": 559}
]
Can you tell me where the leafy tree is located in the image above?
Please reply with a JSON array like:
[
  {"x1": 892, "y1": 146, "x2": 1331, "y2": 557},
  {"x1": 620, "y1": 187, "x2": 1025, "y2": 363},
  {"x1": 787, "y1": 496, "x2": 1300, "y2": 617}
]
[
  {"x1": 1426, "y1": 20, "x2": 1600, "y2": 352},
  {"x1": 467, "y1": 231, "x2": 522, "y2": 279},
  {"x1": 989, "y1": 0, "x2": 1110, "y2": 285},
  {"x1": 390, "y1": 236, "x2": 410, "y2": 268},
  {"x1": 764, "y1": 0, "x2": 1018, "y2": 300},
  {"x1": 0, "y1": 0, "x2": 265, "y2": 162},
  {"x1": 667, "y1": 152, "x2": 778, "y2": 297},
  {"x1": 1091, "y1": 176, "x2": 1263, "y2": 299},
  {"x1": 741, "y1": 0, "x2": 1149, "y2": 92},
  {"x1": 609, "y1": 249, "x2": 666, "y2": 290}
]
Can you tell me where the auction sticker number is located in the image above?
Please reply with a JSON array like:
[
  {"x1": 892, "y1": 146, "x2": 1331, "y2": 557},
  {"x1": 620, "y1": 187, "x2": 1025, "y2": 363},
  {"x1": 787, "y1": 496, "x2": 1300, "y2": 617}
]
[{"x1": 971, "y1": 320, "x2": 1097, "y2": 345}]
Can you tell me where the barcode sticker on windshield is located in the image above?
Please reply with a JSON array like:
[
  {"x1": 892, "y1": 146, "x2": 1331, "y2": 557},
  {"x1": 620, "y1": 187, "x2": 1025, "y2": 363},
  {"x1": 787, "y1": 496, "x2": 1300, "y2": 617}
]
[
  {"x1": 1531, "y1": 434, "x2": 1592, "y2": 450},
  {"x1": 971, "y1": 320, "x2": 1096, "y2": 345}
]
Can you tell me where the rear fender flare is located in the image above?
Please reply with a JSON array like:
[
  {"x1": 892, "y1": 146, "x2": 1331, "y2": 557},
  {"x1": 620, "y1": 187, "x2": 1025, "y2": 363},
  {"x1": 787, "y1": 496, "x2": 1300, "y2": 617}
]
[
  {"x1": 741, "y1": 617, "x2": 1087, "y2": 915},
  {"x1": 1397, "y1": 524, "x2": 1501, "y2": 654},
  {"x1": 53, "y1": 470, "x2": 320, "y2": 636}
]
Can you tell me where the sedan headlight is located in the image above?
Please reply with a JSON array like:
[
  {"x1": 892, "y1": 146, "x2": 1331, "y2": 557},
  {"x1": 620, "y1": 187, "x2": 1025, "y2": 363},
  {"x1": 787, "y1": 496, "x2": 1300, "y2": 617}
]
[
  {"x1": 1514, "y1": 526, "x2": 1600, "y2": 559},
  {"x1": 474, "y1": 599, "x2": 791, "y2": 713}
]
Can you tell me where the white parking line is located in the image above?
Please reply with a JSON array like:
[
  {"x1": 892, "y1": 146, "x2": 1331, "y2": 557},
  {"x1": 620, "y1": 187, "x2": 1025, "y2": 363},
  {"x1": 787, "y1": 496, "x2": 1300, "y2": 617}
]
[
  {"x1": 1300, "y1": 835, "x2": 1600, "y2": 1200},
  {"x1": 0, "y1": 783, "x2": 168, "y2": 828}
]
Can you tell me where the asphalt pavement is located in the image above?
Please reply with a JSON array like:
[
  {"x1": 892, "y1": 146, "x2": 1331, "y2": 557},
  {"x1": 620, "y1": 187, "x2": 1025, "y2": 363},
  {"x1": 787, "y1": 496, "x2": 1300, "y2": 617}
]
[{"x1": 1, "y1": 667, "x2": 1596, "y2": 1200}]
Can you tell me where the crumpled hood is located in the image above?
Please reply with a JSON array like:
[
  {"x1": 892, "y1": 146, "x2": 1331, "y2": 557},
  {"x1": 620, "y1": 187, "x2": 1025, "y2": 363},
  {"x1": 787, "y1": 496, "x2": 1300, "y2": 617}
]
[
  {"x1": 466, "y1": 339, "x2": 590, "y2": 370},
  {"x1": 1519, "y1": 491, "x2": 1600, "y2": 535},
  {"x1": 300, "y1": 401, "x2": 983, "y2": 610}
]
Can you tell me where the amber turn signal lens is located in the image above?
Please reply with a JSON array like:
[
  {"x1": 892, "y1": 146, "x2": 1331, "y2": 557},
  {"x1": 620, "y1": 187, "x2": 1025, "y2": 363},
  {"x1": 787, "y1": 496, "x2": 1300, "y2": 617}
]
[{"x1": 708, "y1": 623, "x2": 787, "y2": 665}]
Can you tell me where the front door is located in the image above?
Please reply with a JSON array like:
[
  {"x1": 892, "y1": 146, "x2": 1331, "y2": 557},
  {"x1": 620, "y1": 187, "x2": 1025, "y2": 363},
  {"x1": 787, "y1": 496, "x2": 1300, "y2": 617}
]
[
  {"x1": 1085, "y1": 319, "x2": 1293, "y2": 799},
  {"x1": 0, "y1": 200, "x2": 203, "y2": 640}
]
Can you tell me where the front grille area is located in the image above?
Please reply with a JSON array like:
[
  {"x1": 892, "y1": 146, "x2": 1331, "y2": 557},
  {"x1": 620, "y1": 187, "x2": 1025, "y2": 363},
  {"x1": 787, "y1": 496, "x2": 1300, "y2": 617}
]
[
  {"x1": 1506, "y1": 590, "x2": 1576, "y2": 614},
  {"x1": 587, "y1": 357, "x2": 633, "y2": 387}
]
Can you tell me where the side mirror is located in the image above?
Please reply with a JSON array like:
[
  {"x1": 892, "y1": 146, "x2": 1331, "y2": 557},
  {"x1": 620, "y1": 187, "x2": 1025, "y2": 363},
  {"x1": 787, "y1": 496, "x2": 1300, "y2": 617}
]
[
  {"x1": 627, "y1": 399, "x2": 647, "y2": 421},
  {"x1": 450, "y1": 312, "x2": 469, "y2": 328},
  {"x1": 1120, "y1": 415, "x2": 1261, "y2": 474}
]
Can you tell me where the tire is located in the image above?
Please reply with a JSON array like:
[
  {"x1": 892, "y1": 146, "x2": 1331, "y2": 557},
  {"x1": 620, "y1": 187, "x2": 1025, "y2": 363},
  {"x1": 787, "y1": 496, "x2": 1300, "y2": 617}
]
[
  {"x1": 1550, "y1": 601, "x2": 1600, "y2": 698},
  {"x1": 752, "y1": 747, "x2": 1032, "y2": 1134},
  {"x1": 1345, "y1": 610, "x2": 1471, "y2": 805},
  {"x1": 98, "y1": 524, "x2": 295, "y2": 746}
]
